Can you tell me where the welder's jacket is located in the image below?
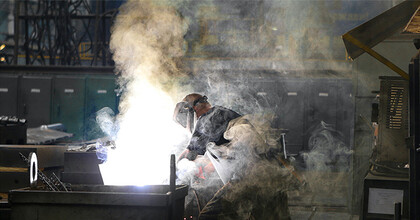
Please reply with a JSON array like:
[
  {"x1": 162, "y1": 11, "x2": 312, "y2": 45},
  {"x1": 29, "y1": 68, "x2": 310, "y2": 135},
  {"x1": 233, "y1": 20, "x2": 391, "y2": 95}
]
[
  {"x1": 187, "y1": 106, "x2": 241, "y2": 155},
  {"x1": 199, "y1": 114, "x2": 294, "y2": 220}
]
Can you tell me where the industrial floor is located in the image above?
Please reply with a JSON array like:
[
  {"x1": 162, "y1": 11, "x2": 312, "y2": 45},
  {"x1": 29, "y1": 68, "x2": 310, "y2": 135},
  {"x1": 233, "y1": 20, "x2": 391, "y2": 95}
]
[
  {"x1": 288, "y1": 171, "x2": 358, "y2": 220},
  {"x1": 288, "y1": 192, "x2": 358, "y2": 220},
  {"x1": 0, "y1": 192, "x2": 359, "y2": 220}
]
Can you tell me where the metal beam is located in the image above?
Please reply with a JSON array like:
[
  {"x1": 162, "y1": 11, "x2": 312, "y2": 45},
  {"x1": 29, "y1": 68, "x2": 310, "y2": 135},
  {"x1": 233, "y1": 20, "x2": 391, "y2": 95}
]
[
  {"x1": 13, "y1": 0, "x2": 20, "y2": 65},
  {"x1": 342, "y1": 33, "x2": 409, "y2": 80},
  {"x1": 409, "y1": 53, "x2": 420, "y2": 220},
  {"x1": 343, "y1": 0, "x2": 420, "y2": 60}
]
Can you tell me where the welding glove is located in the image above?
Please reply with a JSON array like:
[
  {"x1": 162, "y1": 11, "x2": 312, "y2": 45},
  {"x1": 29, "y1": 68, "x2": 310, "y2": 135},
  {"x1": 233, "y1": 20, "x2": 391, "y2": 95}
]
[
  {"x1": 176, "y1": 158, "x2": 199, "y2": 184},
  {"x1": 186, "y1": 150, "x2": 198, "y2": 161}
]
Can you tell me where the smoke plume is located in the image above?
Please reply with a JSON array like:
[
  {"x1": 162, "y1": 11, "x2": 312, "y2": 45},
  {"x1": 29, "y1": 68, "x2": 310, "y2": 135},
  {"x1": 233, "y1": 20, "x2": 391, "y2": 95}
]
[
  {"x1": 100, "y1": 0, "x2": 190, "y2": 186},
  {"x1": 99, "y1": 0, "x2": 356, "y2": 217}
]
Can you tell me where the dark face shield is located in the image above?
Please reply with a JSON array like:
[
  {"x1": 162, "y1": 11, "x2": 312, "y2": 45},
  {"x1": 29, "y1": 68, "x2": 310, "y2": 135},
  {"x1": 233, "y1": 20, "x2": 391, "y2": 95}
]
[{"x1": 173, "y1": 101, "x2": 195, "y2": 133}]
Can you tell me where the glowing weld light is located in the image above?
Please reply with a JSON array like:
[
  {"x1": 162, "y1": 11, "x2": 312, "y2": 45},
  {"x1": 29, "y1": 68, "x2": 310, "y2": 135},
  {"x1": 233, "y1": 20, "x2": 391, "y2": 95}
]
[{"x1": 99, "y1": 77, "x2": 189, "y2": 186}]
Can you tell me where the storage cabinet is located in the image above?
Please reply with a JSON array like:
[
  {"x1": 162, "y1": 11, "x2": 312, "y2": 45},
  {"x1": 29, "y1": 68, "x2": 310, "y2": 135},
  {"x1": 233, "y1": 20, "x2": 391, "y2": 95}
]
[
  {"x1": 252, "y1": 80, "x2": 284, "y2": 128},
  {"x1": 84, "y1": 76, "x2": 118, "y2": 140},
  {"x1": 278, "y1": 79, "x2": 306, "y2": 155},
  {"x1": 0, "y1": 75, "x2": 18, "y2": 116},
  {"x1": 51, "y1": 76, "x2": 86, "y2": 140},
  {"x1": 18, "y1": 76, "x2": 52, "y2": 128},
  {"x1": 305, "y1": 79, "x2": 339, "y2": 149},
  {"x1": 251, "y1": 78, "x2": 354, "y2": 155},
  {"x1": 336, "y1": 79, "x2": 354, "y2": 151},
  {"x1": 0, "y1": 74, "x2": 118, "y2": 141}
]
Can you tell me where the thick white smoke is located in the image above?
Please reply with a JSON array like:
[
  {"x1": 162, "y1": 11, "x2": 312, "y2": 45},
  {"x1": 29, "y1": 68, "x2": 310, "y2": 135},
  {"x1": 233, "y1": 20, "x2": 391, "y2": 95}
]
[{"x1": 100, "y1": 0, "x2": 190, "y2": 186}]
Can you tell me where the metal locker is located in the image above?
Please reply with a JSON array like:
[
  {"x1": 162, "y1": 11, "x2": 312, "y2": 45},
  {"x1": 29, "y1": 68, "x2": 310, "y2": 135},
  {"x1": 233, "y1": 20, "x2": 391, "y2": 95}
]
[
  {"x1": 18, "y1": 76, "x2": 52, "y2": 128},
  {"x1": 0, "y1": 75, "x2": 18, "y2": 116},
  {"x1": 85, "y1": 76, "x2": 118, "y2": 140},
  {"x1": 52, "y1": 76, "x2": 86, "y2": 140},
  {"x1": 252, "y1": 80, "x2": 284, "y2": 128},
  {"x1": 305, "y1": 78, "x2": 338, "y2": 150},
  {"x1": 336, "y1": 79, "x2": 354, "y2": 149},
  {"x1": 277, "y1": 78, "x2": 306, "y2": 155}
]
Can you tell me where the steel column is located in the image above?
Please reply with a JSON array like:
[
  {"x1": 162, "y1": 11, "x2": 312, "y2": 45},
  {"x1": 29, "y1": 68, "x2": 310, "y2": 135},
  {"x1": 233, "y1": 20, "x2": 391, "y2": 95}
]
[
  {"x1": 13, "y1": 0, "x2": 20, "y2": 65},
  {"x1": 409, "y1": 52, "x2": 420, "y2": 220}
]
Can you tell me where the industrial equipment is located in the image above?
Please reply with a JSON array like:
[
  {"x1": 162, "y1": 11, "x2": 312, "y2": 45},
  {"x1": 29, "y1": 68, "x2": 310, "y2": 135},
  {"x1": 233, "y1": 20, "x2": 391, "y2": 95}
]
[
  {"x1": 374, "y1": 76, "x2": 409, "y2": 173},
  {"x1": 61, "y1": 151, "x2": 104, "y2": 185},
  {"x1": 0, "y1": 145, "x2": 67, "y2": 195},
  {"x1": 9, "y1": 184, "x2": 188, "y2": 220},
  {"x1": 8, "y1": 154, "x2": 188, "y2": 220},
  {"x1": 362, "y1": 76, "x2": 410, "y2": 220},
  {"x1": 0, "y1": 116, "x2": 27, "y2": 145}
]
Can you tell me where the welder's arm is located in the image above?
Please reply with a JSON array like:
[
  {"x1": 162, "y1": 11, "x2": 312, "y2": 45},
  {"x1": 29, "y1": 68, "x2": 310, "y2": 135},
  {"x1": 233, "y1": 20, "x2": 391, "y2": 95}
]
[
  {"x1": 178, "y1": 132, "x2": 203, "y2": 162},
  {"x1": 177, "y1": 149, "x2": 189, "y2": 162},
  {"x1": 177, "y1": 149, "x2": 199, "y2": 161}
]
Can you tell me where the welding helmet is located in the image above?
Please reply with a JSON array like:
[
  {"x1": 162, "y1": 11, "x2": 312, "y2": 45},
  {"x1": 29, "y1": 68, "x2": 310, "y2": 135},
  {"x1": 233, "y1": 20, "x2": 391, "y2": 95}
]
[
  {"x1": 173, "y1": 101, "x2": 196, "y2": 133},
  {"x1": 173, "y1": 95, "x2": 208, "y2": 133}
]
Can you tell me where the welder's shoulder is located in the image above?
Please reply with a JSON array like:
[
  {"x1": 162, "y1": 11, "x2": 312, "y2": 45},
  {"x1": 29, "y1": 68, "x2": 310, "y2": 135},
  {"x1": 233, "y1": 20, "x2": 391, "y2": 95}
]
[{"x1": 212, "y1": 106, "x2": 241, "y2": 119}]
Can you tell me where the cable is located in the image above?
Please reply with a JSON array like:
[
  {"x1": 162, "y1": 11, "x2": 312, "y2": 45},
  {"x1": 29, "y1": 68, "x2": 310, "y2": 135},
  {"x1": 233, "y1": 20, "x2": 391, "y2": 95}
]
[
  {"x1": 368, "y1": 159, "x2": 408, "y2": 178},
  {"x1": 19, "y1": 0, "x2": 114, "y2": 66},
  {"x1": 192, "y1": 188, "x2": 201, "y2": 214}
]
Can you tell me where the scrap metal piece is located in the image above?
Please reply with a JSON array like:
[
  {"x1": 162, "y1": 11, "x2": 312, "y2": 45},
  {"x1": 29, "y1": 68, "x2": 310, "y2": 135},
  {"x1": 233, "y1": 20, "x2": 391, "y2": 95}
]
[
  {"x1": 281, "y1": 133, "x2": 287, "y2": 159},
  {"x1": 19, "y1": 152, "x2": 58, "y2": 191},
  {"x1": 28, "y1": 152, "x2": 38, "y2": 189},
  {"x1": 51, "y1": 173, "x2": 69, "y2": 192}
]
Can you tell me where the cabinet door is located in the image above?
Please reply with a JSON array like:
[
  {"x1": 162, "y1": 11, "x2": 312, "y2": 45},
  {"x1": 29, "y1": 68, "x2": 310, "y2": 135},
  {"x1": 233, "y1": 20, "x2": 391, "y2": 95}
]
[
  {"x1": 305, "y1": 79, "x2": 338, "y2": 149},
  {"x1": 18, "y1": 76, "x2": 52, "y2": 128},
  {"x1": 0, "y1": 75, "x2": 18, "y2": 116},
  {"x1": 85, "y1": 76, "x2": 118, "y2": 140},
  {"x1": 278, "y1": 79, "x2": 306, "y2": 155},
  {"x1": 336, "y1": 79, "x2": 354, "y2": 148},
  {"x1": 252, "y1": 80, "x2": 283, "y2": 128},
  {"x1": 52, "y1": 76, "x2": 86, "y2": 140}
]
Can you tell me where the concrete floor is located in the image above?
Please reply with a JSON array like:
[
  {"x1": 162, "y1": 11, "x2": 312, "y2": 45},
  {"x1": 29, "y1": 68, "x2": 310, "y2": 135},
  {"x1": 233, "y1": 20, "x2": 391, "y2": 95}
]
[
  {"x1": 288, "y1": 170, "x2": 358, "y2": 220},
  {"x1": 0, "y1": 192, "x2": 359, "y2": 220}
]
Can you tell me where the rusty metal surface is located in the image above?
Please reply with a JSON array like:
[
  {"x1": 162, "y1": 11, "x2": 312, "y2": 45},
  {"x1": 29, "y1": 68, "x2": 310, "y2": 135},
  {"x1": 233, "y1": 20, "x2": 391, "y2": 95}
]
[
  {"x1": 403, "y1": 6, "x2": 420, "y2": 33},
  {"x1": 343, "y1": 0, "x2": 420, "y2": 60}
]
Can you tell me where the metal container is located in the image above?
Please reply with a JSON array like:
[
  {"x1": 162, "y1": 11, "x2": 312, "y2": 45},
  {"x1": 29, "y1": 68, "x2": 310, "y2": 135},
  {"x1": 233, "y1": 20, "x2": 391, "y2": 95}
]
[
  {"x1": 0, "y1": 145, "x2": 67, "y2": 194},
  {"x1": 61, "y1": 151, "x2": 103, "y2": 185},
  {"x1": 9, "y1": 184, "x2": 188, "y2": 220}
]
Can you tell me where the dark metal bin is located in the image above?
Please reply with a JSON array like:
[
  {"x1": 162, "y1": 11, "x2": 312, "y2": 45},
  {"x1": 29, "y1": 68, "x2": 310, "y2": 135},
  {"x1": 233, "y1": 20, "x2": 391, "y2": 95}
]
[{"x1": 9, "y1": 184, "x2": 188, "y2": 220}]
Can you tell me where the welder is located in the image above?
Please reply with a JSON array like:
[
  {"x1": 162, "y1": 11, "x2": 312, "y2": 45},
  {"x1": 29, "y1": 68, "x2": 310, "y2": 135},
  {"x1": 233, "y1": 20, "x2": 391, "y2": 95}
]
[
  {"x1": 174, "y1": 93, "x2": 241, "y2": 161},
  {"x1": 174, "y1": 93, "x2": 292, "y2": 220}
]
